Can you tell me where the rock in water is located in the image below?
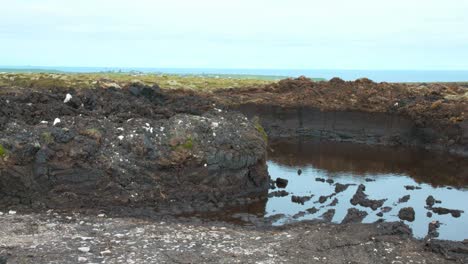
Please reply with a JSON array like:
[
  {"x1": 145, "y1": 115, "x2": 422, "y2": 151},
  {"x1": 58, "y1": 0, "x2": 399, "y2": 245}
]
[
  {"x1": 398, "y1": 207, "x2": 415, "y2": 222},
  {"x1": 276, "y1": 178, "x2": 289, "y2": 188},
  {"x1": 350, "y1": 184, "x2": 386, "y2": 210}
]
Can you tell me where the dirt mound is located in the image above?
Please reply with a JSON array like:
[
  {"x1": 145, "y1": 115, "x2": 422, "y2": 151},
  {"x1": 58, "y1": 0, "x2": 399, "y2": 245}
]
[
  {"x1": 0, "y1": 84, "x2": 269, "y2": 212},
  {"x1": 215, "y1": 77, "x2": 468, "y2": 155}
]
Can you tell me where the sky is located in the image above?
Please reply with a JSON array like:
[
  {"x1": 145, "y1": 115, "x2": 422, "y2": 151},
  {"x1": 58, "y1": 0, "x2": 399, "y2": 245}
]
[{"x1": 1, "y1": 0, "x2": 468, "y2": 70}]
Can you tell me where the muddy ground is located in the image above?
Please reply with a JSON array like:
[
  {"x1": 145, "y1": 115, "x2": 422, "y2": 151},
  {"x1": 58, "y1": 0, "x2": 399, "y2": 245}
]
[{"x1": 0, "y1": 76, "x2": 467, "y2": 263}]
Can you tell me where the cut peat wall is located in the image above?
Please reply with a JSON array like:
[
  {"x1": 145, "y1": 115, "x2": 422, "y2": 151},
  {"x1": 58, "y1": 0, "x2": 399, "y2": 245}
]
[{"x1": 233, "y1": 103, "x2": 468, "y2": 157}]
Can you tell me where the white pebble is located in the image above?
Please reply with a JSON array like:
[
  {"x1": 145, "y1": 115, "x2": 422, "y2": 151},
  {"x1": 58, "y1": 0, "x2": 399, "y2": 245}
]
[
  {"x1": 78, "y1": 246, "x2": 90, "y2": 253},
  {"x1": 8, "y1": 210, "x2": 16, "y2": 215},
  {"x1": 100, "y1": 250, "x2": 112, "y2": 255},
  {"x1": 78, "y1": 257, "x2": 87, "y2": 262},
  {"x1": 118, "y1": 135, "x2": 124, "y2": 141},
  {"x1": 64, "y1": 93, "x2": 72, "y2": 103},
  {"x1": 53, "y1": 118, "x2": 61, "y2": 126}
]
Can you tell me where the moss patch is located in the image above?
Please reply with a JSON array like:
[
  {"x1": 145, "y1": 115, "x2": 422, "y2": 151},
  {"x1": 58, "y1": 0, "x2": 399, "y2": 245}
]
[
  {"x1": 253, "y1": 117, "x2": 268, "y2": 142},
  {"x1": 0, "y1": 144, "x2": 7, "y2": 157},
  {"x1": 170, "y1": 136, "x2": 194, "y2": 150},
  {"x1": 181, "y1": 137, "x2": 194, "y2": 150},
  {"x1": 40, "y1": 132, "x2": 54, "y2": 144}
]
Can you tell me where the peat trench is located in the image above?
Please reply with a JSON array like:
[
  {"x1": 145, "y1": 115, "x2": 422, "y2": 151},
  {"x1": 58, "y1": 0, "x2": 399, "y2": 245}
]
[{"x1": 0, "y1": 83, "x2": 467, "y2": 262}]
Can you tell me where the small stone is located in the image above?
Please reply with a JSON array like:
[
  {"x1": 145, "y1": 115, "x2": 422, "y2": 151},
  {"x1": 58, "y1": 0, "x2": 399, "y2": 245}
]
[
  {"x1": 78, "y1": 247, "x2": 90, "y2": 253},
  {"x1": 100, "y1": 250, "x2": 112, "y2": 255},
  {"x1": 398, "y1": 195, "x2": 410, "y2": 203},
  {"x1": 53, "y1": 118, "x2": 61, "y2": 126},
  {"x1": 8, "y1": 210, "x2": 16, "y2": 215},
  {"x1": 64, "y1": 93, "x2": 73, "y2": 103},
  {"x1": 276, "y1": 178, "x2": 288, "y2": 188},
  {"x1": 78, "y1": 257, "x2": 87, "y2": 262},
  {"x1": 398, "y1": 207, "x2": 415, "y2": 222}
]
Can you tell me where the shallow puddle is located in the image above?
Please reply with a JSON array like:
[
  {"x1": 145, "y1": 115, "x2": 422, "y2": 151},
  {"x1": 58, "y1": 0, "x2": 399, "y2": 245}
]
[{"x1": 266, "y1": 138, "x2": 468, "y2": 241}]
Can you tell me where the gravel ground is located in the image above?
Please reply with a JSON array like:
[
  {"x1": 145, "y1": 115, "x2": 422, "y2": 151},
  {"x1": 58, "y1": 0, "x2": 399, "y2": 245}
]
[{"x1": 0, "y1": 210, "x2": 456, "y2": 264}]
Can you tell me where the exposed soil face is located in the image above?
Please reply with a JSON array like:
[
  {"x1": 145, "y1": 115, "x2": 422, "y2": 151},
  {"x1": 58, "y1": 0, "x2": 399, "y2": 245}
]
[
  {"x1": 0, "y1": 83, "x2": 269, "y2": 212},
  {"x1": 214, "y1": 77, "x2": 468, "y2": 155}
]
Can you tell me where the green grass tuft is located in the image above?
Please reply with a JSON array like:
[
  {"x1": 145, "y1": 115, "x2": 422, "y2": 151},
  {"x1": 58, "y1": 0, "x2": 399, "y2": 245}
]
[{"x1": 0, "y1": 144, "x2": 7, "y2": 157}]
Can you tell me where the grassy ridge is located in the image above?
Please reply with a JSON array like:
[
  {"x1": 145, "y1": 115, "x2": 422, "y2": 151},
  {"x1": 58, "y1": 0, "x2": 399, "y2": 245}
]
[{"x1": 0, "y1": 72, "x2": 282, "y2": 91}]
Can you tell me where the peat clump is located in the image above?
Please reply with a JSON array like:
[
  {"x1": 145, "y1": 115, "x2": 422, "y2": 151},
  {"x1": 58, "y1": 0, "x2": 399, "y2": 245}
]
[
  {"x1": 350, "y1": 184, "x2": 386, "y2": 210},
  {"x1": 0, "y1": 86, "x2": 270, "y2": 212}
]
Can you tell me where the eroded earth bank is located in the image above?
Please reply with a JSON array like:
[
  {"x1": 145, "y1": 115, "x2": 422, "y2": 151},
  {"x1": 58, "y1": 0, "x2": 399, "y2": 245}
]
[{"x1": 0, "y1": 76, "x2": 467, "y2": 263}]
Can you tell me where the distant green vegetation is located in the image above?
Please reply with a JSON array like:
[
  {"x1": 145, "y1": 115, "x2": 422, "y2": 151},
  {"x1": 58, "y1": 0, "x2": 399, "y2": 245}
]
[{"x1": 0, "y1": 71, "x2": 325, "y2": 92}]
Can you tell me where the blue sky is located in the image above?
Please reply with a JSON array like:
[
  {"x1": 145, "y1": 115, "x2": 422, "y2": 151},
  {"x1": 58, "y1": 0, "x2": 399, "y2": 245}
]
[{"x1": 1, "y1": 0, "x2": 468, "y2": 70}]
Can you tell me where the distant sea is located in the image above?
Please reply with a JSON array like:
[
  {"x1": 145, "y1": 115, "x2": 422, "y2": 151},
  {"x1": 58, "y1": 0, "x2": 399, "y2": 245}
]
[{"x1": 1, "y1": 66, "x2": 468, "y2": 83}]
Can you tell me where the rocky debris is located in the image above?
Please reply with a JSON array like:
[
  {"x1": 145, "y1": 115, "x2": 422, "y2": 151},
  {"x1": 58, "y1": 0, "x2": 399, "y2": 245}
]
[
  {"x1": 365, "y1": 178, "x2": 375, "y2": 182},
  {"x1": 0, "y1": 211, "x2": 456, "y2": 264},
  {"x1": 381, "y1": 206, "x2": 392, "y2": 213},
  {"x1": 350, "y1": 184, "x2": 386, "y2": 210},
  {"x1": 376, "y1": 212, "x2": 384, "y2": 217},
  {"x1": 426, "y1": 195, "x2": 442, "y2": 208},
  {"x1": 376, "y1": 221, "x2": 413, "y2": 238},
  {"x1": 275, "y1": 178, "x2": 289, "y2": 188},
  {"x1": 405, "y1": 185, "x2": 422, "y2": 190},
  {"x1": 292, "y1": 211, "x2": 307, "y2": 219},
  {"x1": 315, "y1": 178, "x2": 326, "y2": 183},
  {"x1": 318, "y1": 193, "x2": 335, "y2": 204},
  {"x1": 334, "y1": 183, "x2": 354, "y2": 193},
  {"x1": 297, "y1": 169, "x2": 302, "y2": 175},
  {"x1": 398, "y1": 195, "x2": 411, "y2": 203},
  {"x1": 427, "y1": 221, "x2": 441, "y2": 239},
  {"x1": 398, "y1": 207, "x2": 416, "y2": 222},
  {"x1": 264, "y1": 213, "x2": 286, "y2": 224},
  {"x1": 306, "y1": 207, "x2": 319, "y2": 214},
  {"x1": 321, "y1": 209, "x2": 335, "y2": 222},
  {"x1": 427, "y1": 212, "x2": 433, "y2": 218},
  {"x1": 268, "y1": 190, "x2": 289, "y2": 198},
  {"x1": 341, "y1": 208, "x2": 368, "y2": 224},
  {"x1": 325, "y1": 179, "x2": 334, "y2": 184},
  {"x1": 328, "y1": 198, "x2": 339, "y2": 206},
  {"x1": 0, "y1": 86, "x2": 269, "y2": 212},
  {"x1": 430, "y1": 207, "x2": 464, "y2": 218},
  {"x1": 426, "y1": 240, "x2": 468, "y2": 263},
  {"x1": 291, "y1": 195, "x2": 313, "y2": 205}
]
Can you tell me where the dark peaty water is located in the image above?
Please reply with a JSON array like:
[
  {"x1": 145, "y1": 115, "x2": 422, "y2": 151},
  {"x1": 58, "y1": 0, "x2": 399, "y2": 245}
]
[{"x1": 266, "y1": 139, "x2": 468, "y2": 241}]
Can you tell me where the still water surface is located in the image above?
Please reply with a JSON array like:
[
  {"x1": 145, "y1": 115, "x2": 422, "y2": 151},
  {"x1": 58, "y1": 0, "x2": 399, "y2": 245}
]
[{"x1": 266, "y1": 139, "x2": 468, "y2": 241}]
